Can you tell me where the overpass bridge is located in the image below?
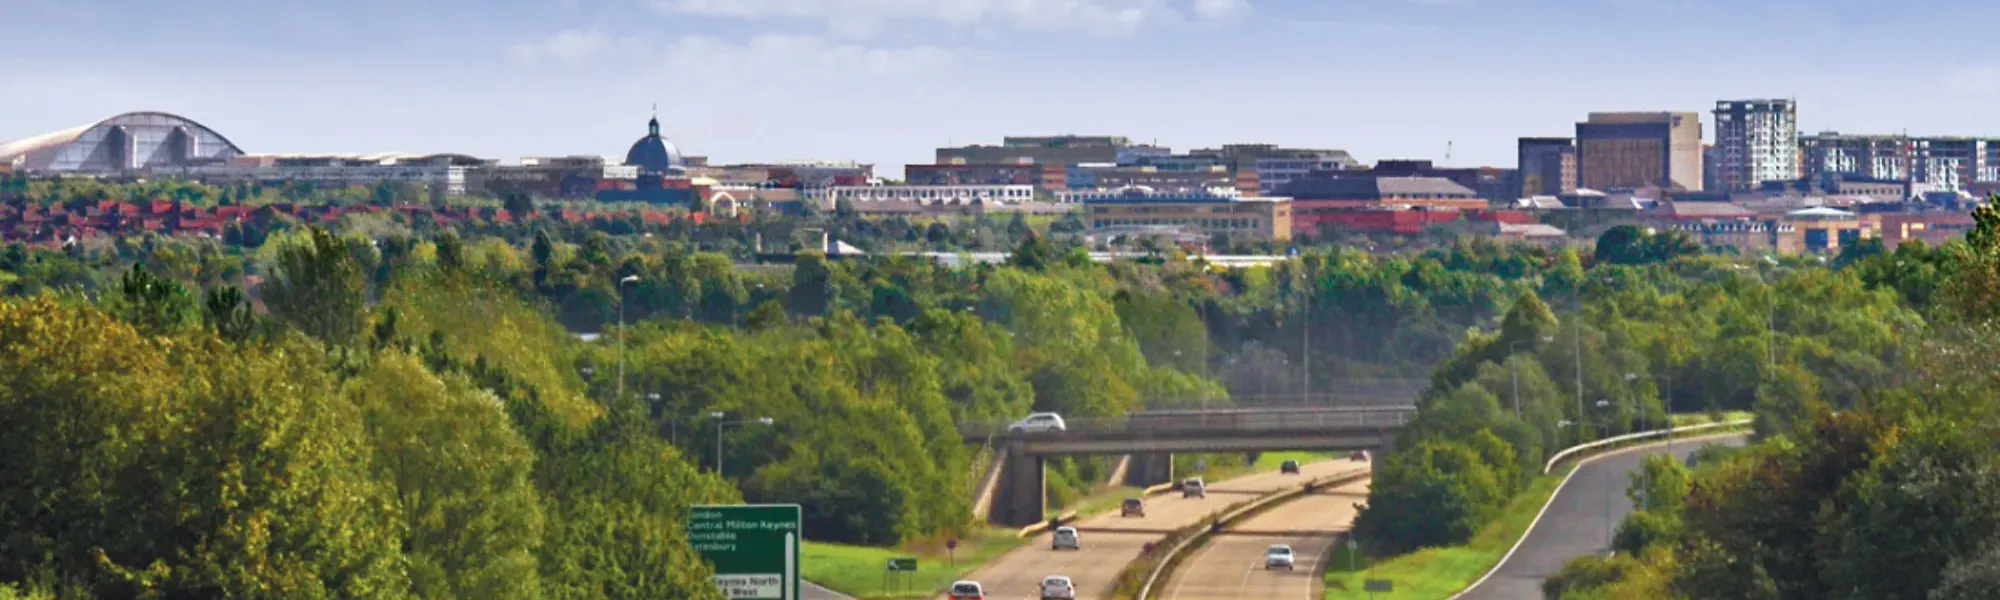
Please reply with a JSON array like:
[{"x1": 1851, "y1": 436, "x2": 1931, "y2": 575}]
[{"x1": 962, "y1": 406, "x2": 1416, "y2": 526}]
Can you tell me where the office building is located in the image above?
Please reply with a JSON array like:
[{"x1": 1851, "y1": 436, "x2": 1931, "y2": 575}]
[
  {"x1": 1081, "y1": 187, "x2": 1291, "y2": 242},
  {"x1": 1575, "y1": 112, "x2": 1704, "y2": 191},
  {"x1": 1800, "y1": 132, "x2": 2000, "y2": 194},
  {"x1": 1712, "y1": 99, "x2": 1798, "y2": 191},
  {"x1": 1184, "y1": 144, "x2": 1357, "y2": 195},
  {"x1": 936, "y1": 135, "x2": 1165, "y2": 167},
  {"x1": 1517, "y1": 138, "x2": 1578, "y2": 197},
  {"x1": 905, "y1": 163, "x2": 1065, "y2": 190}
]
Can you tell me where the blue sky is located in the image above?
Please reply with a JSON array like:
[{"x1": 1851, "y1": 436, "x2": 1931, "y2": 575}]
[{"x1": 5, "y1": 0, "x2": 2000, "y2": 172}]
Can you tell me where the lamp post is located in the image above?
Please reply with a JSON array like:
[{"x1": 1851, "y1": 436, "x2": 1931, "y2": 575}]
[
  {"x1": 714, "y1": 413, "x2": 775, "y2": 474},
  {"x1": 1593, "y1": 398, "x2": 1614, "y2": 548},
  {"x1": 1508, "y1": 336, "x2": 1557, "y2": 419},
  {"x1": 617, "y1": 274, "x2": 640, "y2": 400}
]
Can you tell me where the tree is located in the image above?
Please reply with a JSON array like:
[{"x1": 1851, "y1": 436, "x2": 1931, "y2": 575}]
[
  {"x1": 202, "y1": 285, "x2": 257, "y2": 343},
  {"x1": 104, "y1": 263, "x2": 195, "y2": 336},
  {"x1": 263, "y1": 227, "x2": 367, "y2": 345},
  {"x1": 503, "y1": 191, "x2": 536, "y2": 220}
]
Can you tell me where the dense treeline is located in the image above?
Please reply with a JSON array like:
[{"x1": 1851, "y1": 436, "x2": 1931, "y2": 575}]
[
  {"x1": 6, "y1": 176, "x2": 1939, "y2": 597},
  {"x1": 1539, "y1": 203, "x2": 2000, "y2": 600},
  {"x1": 1351, "y1": 231, "x2": 1917, "y2": 555}
]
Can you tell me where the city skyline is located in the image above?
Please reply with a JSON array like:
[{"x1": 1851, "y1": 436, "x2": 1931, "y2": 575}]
[{"x1": 8, "y1": 0, "x2": 2000, "y2": 170}]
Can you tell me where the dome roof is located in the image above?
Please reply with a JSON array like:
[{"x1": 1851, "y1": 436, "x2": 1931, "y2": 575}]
[{"x1": 625, "y1": 116, "x2": 685, "y2": 174}]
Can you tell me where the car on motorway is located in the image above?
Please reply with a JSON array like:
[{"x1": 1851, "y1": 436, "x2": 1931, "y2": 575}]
[
  {"x1": 1039, "y1": 575, "x2": 1077, "y2": 599},
  {"x1": 1265, "y1": 544, "x2": 1295, "y2": 570},
  {"x1": 1009, "y1": 412, "x2": 1067, "y2": 434},
  {"x1": 1280, "y1": 459, "x2": 1301, "y2": 474},
  {"x1": 948, "y1": 580, "x2": 985, "y2": 599},
  {"x1": 1051, "y1": 526, "x2": 1081, "y2": 550},
  {"x1": 1182, "y1": 477, "x2": 1206, "y2": 498},
  {"x1": 1349, "y1": 449, "x2": 1369, "y2": 461},
  {"x1": 1120, "y1": 497, "x2": 1145, "y2": 517}
]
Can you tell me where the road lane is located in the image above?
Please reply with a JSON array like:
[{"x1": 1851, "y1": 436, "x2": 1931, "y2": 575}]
[
  {"x1": 1455, "y1": 434, "x2": 1748, "y2": 600},
  {"x1": 1160, "y1": 478, "x2": 1371, "y2": 600},
  {"x1": 946, "y1": 458, "x2": 1369, "y2": 600}
]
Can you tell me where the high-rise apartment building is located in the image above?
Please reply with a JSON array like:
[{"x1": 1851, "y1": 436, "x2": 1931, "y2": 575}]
[
  {"x1": 1516, "y1": 137, "x2": 1577, "y2": 196},
  {"x1": 1575, "y1": 112, "x2": 1704, "y2": 191},
  {"x1": 1712, "y1": 99, "x2": 1798, "y2": 191},
  {"x1": 1799, "y1": 132, "x2": 2000, "y2": 193}
]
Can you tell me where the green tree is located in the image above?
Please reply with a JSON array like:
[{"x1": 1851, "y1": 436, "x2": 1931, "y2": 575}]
[
  {"x1": 104, "y1": 263, "x2": 196, "y2": 336},
  {"x1": 264, "y1": 227, "x2": 367, "y2": 344}
]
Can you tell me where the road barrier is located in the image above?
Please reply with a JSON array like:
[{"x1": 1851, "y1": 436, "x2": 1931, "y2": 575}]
[
  {"x1": 1452, "y1": 422, "x2": 1753, "y2": 600},
  {"x1": 1542, "y1": 420, "x2": 1753, "y2": 475},
  {"x1": 1126, "y1": 468, "x2": 1372, "y2": 600}
]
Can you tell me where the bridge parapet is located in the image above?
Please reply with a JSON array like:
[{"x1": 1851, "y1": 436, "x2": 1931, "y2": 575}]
[{"x1": 957, "y1": 406, "x2": 1417, "y2": 440}]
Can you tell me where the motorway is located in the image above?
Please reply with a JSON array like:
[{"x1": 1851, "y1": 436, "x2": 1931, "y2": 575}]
[
  {"x1": 943, "y1": 458, "x2": 1369, "y2": 600},
  {"x1": 1159, "y1": 477, "x2": 1372, "y2": 600},
  {"x1": 1455, "y1": 433, "x2": 1749, "y2": 600}
]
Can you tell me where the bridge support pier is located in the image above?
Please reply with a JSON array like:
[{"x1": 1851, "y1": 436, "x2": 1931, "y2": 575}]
[
  {"x1": 1372, "y1": 434, "x2": 1397, "y2": 472},
  {"x1": 988, "y1": 448, "x2": 1046, "y2": 528},
  {"x1": 1124, "y1": 453, "x2": 1175, "y2": 488}
]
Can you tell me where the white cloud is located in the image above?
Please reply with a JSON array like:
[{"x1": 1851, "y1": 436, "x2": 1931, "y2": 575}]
[
  {"x1": 1192, "y1": 0, "x2": 1250, "y2": 20},
  {"x1": 657, "y1": 33, "x2": 961, "y2": 79},
  {"x1": 649, "y1": 0, "x2": 1244, "y2": 38},
  {"x1": 508, "y1": 29, "x2": 620, "y2": 63}
]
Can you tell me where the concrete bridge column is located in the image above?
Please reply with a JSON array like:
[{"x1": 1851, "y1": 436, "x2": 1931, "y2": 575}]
[
  {"x1": 989, "y1": 448, "x2": 1046, "y2": 528},
  {"x1": 1372, "y1": 433, "x2": 1397, "y2": 472},
  {"x1": 1123, "y1": 452, "x2": 1175, "y2": 488}
]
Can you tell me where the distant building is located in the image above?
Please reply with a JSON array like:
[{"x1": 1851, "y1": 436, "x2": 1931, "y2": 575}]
[
  {"x1": 1712, "y1": 99, "x2": 1799, "y2": 191},
  {"x1": 824, "y1": 184, "x2": 1037, "y2": 211},
  {"x1": 1575, "y1": 111, "x2": 1704, "y2": 191},
  {"x1": 1277, "y1": 175, "x2": 1487, "y2": 236},
  {"x1": 1081, "y1": 186, "x2": 1292, "y2": 242},
  {"x1": 483, "y1": 156, "x2": 638, "y2": 199},
  {"x1": 1068, "y1": 164, "x2": 1240, "y2": 195},
  {"x1": 1517, "y1": 138, "x2": 1578, "y2": 197},
  {"x1": 936, "y1": 135, "x2": 1163, "y2": 167},
  {"x1": 1366, "y1": 160, "x2": 1515, "y2": 202},
  {"x1": 905, "y1": 163, "x2": 1065, "y2": 190},
  {"x1": 0, "y1": 111, "x2": 246, "y2": 173},
  {"x1": 1799, "y1": 132, "x2": 2000, "y2": 194},
  {"x1": 1183, "y1": 144, "x2": 1357, "y2": 195}
]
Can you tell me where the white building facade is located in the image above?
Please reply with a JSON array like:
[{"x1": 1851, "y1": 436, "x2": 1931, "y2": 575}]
[{"x1": 1713, "y1": 99, "x2": 1799, "y2": 191}]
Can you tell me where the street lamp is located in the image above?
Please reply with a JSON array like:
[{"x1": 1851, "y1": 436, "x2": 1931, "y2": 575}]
[
  {"x1": 714, "y1": 413, "x2": 775, "y2": 474},
  {"x1": 617, "y1": 275, "x2": 641, "y2": 400},
  {"x1": 1508, "y1": 336, "x2": 1556, "y2": 419}
]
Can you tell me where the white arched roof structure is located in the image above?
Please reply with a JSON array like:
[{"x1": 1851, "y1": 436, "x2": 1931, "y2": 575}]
[{"x1": 0, "y1": 111, "x2": 246, "y2": 172}]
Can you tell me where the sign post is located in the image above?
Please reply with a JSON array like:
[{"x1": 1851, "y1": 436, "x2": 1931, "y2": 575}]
[
  {"x1": 689, "y1": 504, "x2": 804, "y2": 600},
  {"x1": 945, "y1": 538, "x2": 958, "y2": 567}
]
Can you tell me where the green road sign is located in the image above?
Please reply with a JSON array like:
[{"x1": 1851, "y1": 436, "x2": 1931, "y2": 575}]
[
  {"x1": 1365, "y1": 579, "x2": 1394, "y2": 592},
  {"x1": 689, "y1": 504, "x2": 803, "y2": 600},
  {"x1": 887, "y1": 557, "x2": 917, "y2": 571}
]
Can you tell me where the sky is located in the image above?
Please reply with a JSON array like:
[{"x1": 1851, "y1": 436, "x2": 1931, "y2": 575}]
[{"x1": 6, "y1": 0, "x2": 2000, "y2": 173}]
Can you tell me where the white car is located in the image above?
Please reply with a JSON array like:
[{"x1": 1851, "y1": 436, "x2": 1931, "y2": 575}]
[
  {"x1": 947, "y1": 580, "x2": 985, "y2": 599},
  {"x1": 1039, "y1": 575, "x2": 1076, "y2": 599},
  {"x1": 1009, "y1": 412, "x2": 1067, "y2": 434},
  {"x1": 1265, "y1": 544, "x2": 1295, "y2": 570},
  {"x1": 1052, "y1": 526, "x2": 1081, "y2": 550}
]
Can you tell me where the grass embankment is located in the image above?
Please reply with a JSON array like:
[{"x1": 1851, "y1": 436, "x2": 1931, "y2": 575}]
[
  {"x1": 1323, "y1": 475, "x2": 1564, "y2": 599},
  {"x1": 1671, "y1": 411, "x2": 1752, "y2": 427},
  {"x1": 1323, "y1": 421, "x2": 1752, "y2": 599},
  {"x1": 803, "y1": 530, "x2": 1024, "y2": 599},
  {"x1": 802, "y1": 482, "x2": 1146, "y2": 599}
]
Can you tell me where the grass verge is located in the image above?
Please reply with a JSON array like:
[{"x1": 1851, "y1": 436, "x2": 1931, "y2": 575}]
[
  {"x1": 1323, "y1": 426, "x2": 1751, "y2": 599},
  {"x1": 803, "y1": 482, "x2": 1150, "y2": 599},
  {"x1": 802, "y1": 529, "x2": 1025, "y2": 599}
]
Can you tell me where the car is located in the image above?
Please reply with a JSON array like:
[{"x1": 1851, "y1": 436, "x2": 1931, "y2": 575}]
[
  {"x1": 1265, "y1": 544, "x2": 1295, "y2": 570},
  {"x1": 1182, "y1": 477, "x2": 1206, "y2": 499},
  {"x1": 1009, "y1": 412, "x2": 1067, "y2": 434},
  {"x1": 1280, "y1": 459, "x2": 1301, "y2": 474},
  {"x1": 1052, "y1": 526, "x2": 1081, "y2": 550},
  {"x1": 948, "y1": 580, "x2": 985, "y2": 600},
  {"x1": 1039, "y1": 575, "x2": 1077, "y2": 600},
  {"x1": 1350, "y1": 449, "x2": 1370, "y2": 462},
  {"x1": 1120, "y1": 497, "x2": 1145, "y2": 517}
]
